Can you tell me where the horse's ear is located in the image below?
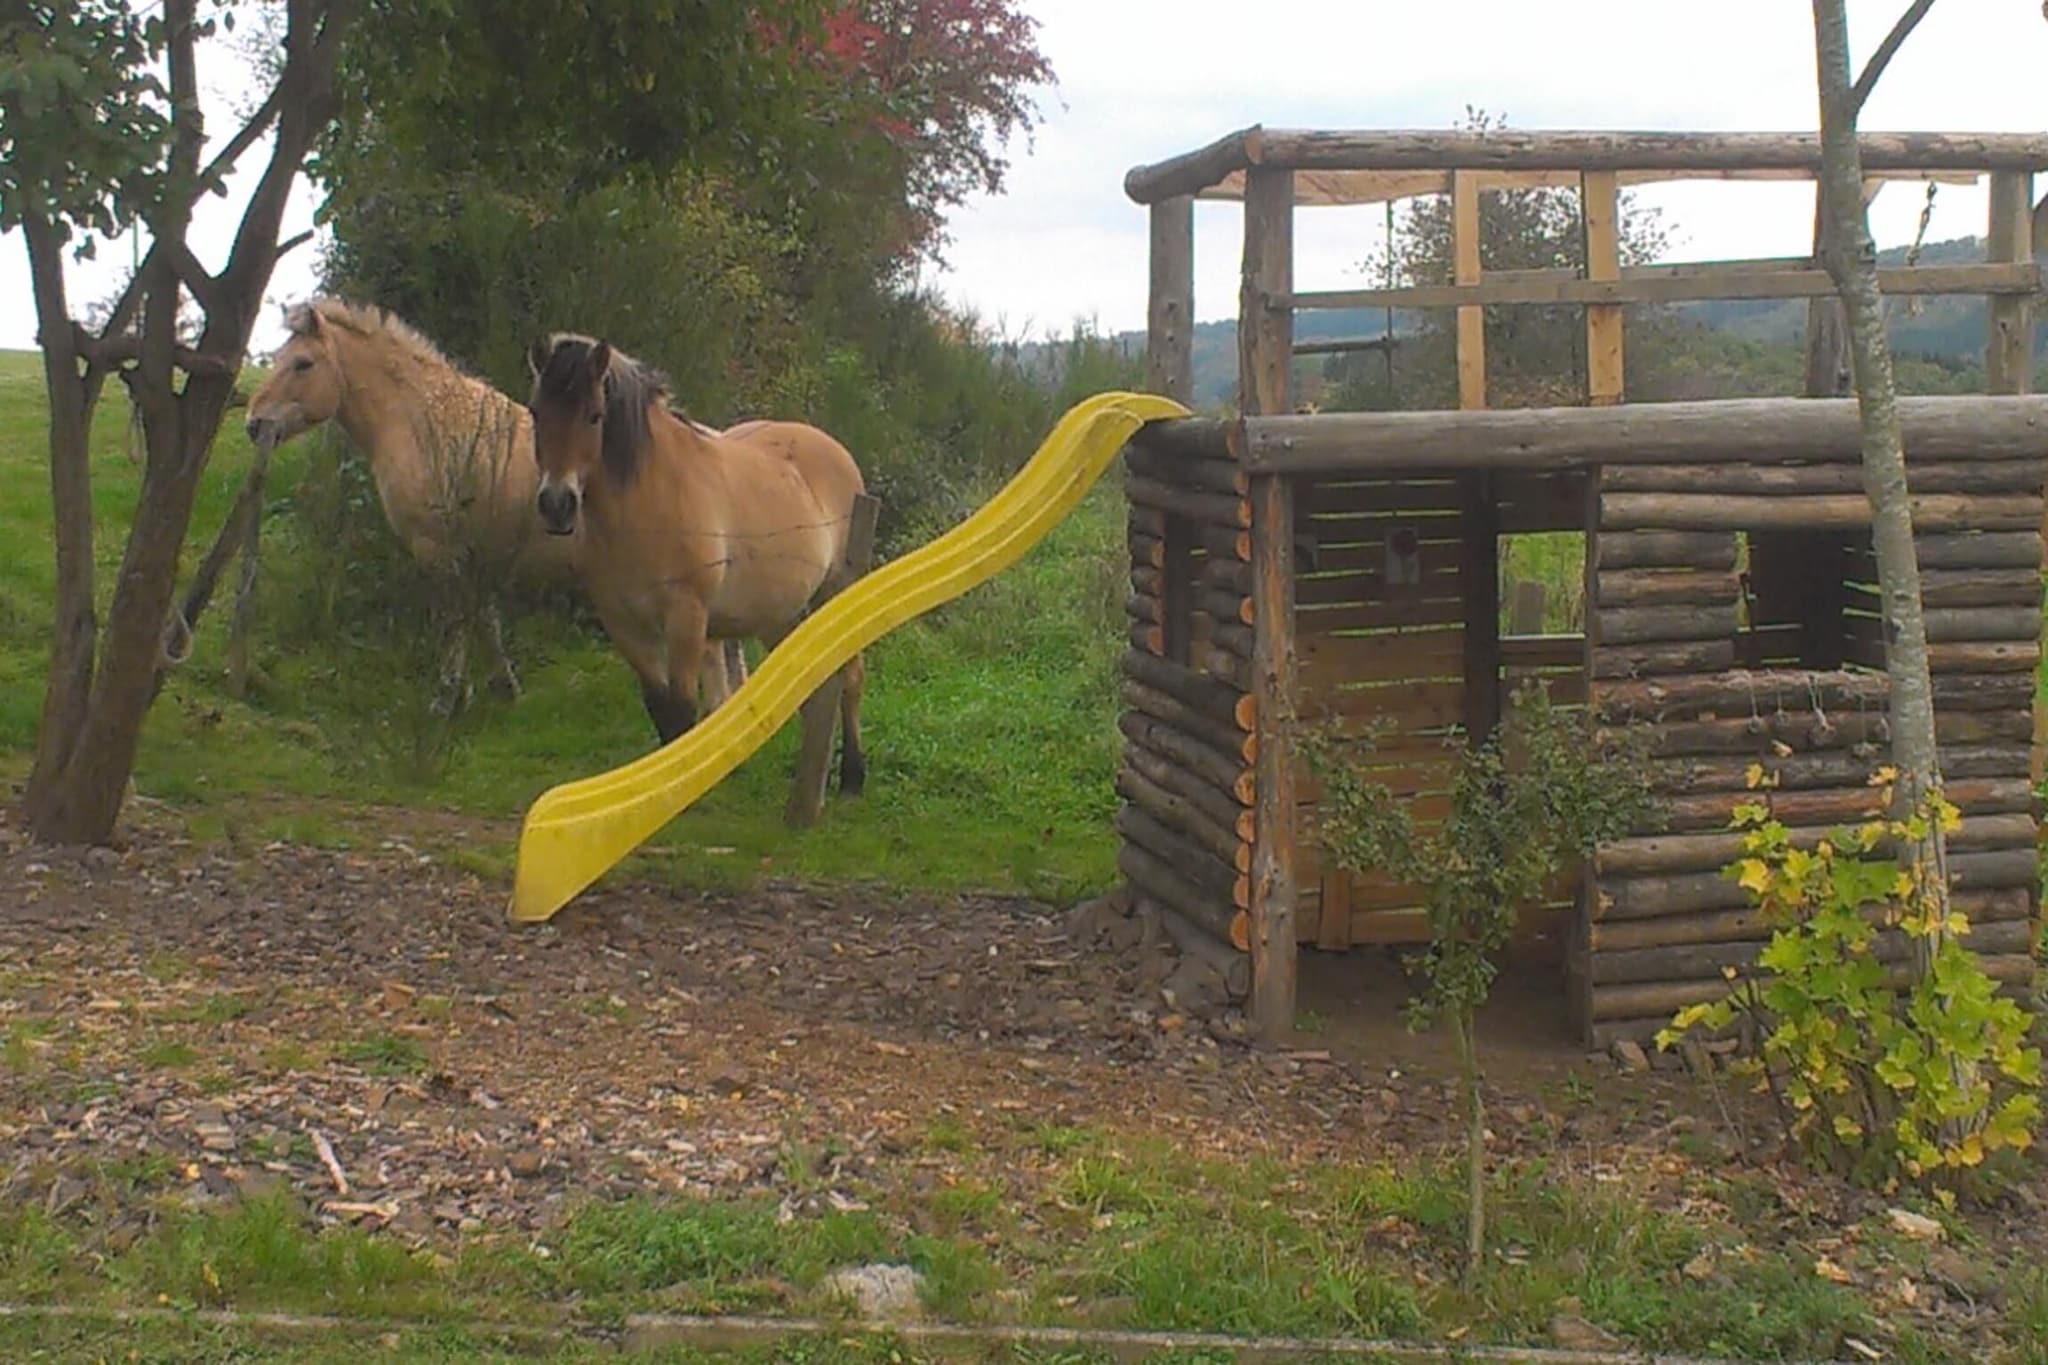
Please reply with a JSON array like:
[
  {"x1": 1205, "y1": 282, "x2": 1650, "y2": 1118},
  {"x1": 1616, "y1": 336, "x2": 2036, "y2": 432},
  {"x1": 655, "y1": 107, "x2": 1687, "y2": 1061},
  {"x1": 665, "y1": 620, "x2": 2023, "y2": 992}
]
[
  {"x1": 589, "y1": 340, "x2": 612, "y2": 385},
  {"x1": 526, "y1": 338, "x2": 550, "y2": 381}
]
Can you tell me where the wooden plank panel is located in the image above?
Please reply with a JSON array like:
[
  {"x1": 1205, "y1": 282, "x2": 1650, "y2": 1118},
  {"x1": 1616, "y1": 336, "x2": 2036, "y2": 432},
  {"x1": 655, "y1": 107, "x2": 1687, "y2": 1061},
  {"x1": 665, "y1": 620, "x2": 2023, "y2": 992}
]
[{"x1": 1300, "y1": 628, "x2": 1464, "y2": 689}]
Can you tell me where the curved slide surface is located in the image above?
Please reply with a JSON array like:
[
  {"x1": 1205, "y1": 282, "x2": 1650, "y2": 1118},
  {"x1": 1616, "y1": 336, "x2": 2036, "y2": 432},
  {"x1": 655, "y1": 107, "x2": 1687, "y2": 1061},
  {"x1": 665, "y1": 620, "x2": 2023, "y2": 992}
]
[{"x1": 510, "y1": 390, "x2": 1192, "y2": 923}]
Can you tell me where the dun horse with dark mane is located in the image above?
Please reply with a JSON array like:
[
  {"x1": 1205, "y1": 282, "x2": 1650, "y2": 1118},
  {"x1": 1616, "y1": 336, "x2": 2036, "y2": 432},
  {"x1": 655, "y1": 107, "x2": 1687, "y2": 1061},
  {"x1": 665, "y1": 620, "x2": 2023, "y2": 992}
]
[
  {"x1": 525, "y1": 333, "x2": 869, "y2": 794},
  {"x1": 241, "y1": 298, "x2": 746, "y2": 708}
]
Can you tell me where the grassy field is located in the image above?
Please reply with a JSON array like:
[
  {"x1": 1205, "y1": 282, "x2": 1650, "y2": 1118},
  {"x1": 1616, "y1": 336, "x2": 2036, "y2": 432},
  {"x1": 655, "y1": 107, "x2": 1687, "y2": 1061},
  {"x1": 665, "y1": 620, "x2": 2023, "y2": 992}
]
[{"x1": 0, "y1": 349, "x2": 1131, "y2": 903}]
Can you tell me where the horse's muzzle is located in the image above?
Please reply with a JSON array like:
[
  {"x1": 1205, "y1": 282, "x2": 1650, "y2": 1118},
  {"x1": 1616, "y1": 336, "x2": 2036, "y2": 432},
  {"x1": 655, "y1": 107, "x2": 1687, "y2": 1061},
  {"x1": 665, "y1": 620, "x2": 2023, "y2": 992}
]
[
  {"x1": 537, "y1": 485, "x2": 579, "y2": 535},
  {"x1": 245, "y1": 415, "x2": 279, "y2": 449}
]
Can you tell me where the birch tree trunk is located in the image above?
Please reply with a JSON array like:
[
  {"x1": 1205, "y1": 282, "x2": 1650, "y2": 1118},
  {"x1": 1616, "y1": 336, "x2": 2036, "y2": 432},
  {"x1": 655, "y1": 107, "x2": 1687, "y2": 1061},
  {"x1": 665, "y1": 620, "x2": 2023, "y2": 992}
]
[{"x1": 1809, "y1": 0, "x2": 1952, "y2": 962}]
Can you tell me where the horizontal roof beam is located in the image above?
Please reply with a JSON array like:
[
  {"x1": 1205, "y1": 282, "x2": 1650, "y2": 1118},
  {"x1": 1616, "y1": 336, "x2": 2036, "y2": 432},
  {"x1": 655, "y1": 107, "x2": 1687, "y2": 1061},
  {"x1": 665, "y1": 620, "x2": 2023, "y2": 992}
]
[
  {"x1": 1227, "y1": 395, "x2": 2048, "y2": 474},
  {"x1": 1123, "y1": 126, "x2": 2048, "y2": 204}
]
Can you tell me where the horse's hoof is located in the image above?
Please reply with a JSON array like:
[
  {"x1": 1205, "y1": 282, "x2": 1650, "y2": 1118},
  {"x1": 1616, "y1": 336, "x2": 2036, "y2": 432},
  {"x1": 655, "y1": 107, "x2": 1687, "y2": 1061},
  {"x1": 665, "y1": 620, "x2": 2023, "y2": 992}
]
[{"x1": 839, "y1": 751, "x2": 867, "y2": 797}]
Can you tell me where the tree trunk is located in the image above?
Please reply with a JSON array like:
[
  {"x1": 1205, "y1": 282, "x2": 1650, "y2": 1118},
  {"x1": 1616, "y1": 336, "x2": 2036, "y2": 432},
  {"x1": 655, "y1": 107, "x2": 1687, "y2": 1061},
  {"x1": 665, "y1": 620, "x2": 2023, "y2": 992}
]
[
  {"x1": 19, "y1": 0, "x2": 356, "y2": 845},
  {"x1": 19, "y1": 214, "x2": 100, "y2": 831},
  {"x1": 1810, "y1": 0, "x2": 1953, "y2": 970},
  {"x1": 1454, "y1": 1008, "x2": 1486, "y2": 1282}
]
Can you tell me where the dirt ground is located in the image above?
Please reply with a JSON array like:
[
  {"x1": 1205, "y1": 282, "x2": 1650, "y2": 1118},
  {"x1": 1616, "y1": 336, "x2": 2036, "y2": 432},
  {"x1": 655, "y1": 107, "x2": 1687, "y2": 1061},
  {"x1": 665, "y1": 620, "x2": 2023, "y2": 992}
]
[{"x1": 2, "y1": 799, "x2": 2043, "y2": 1349}]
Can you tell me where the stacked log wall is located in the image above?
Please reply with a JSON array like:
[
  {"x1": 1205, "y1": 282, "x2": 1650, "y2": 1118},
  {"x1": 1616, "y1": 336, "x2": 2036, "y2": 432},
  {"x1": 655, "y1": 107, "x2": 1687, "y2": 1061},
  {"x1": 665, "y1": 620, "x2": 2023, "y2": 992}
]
[
  {"x1": 1118, "y1": 432, "x2": 1256, "y2": 1002},
  {"x1": 1582, "y1": 461, "x2": 2044, "y2": 1049}
]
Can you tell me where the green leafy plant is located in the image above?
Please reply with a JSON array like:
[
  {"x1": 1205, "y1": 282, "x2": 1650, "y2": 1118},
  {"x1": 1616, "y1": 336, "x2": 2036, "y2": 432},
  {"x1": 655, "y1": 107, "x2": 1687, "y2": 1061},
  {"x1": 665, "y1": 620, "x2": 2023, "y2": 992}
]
[
  {"x1": 1307, "y1": 682, "x2": 1657, "y2": 1279},
  {"x1": 1659, "y1": 768, "x2": 2042, "y2": 1190}
]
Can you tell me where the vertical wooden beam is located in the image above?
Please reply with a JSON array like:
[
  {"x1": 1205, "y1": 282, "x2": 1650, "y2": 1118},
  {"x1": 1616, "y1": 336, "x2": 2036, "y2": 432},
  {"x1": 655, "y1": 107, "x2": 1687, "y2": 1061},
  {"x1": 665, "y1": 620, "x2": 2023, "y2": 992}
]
[
  {"x1": 1452, "y1": 169, "x2": 1485, "y2": 411},
  {"x1": 1249, "y1": 475, "x2": 1298, "y2": 1039},
  {"x1": 1239, "y1": 167, "x2": 1294, "y2": 415},
  {"x1": 785, "y1": 493, "x2": 879, "y2": 828},
  {"x1": 1581, "y1": 171, "x2": 1623, "y2": 405},
  {"x1": 1240, "y1": 165, "x2": 1297, "y2": 1039},
  {"x1": 1987, "y1": 171, "x2": 2034, "y2": 396},
  {"x1": 1570, "y1": 474, "x2": 1603, "y2": 1046},
  {"x1": 1461, "y1": 472, "x2": 1500, "y2": 743},
  {"x1": 1988, "y1": 171, "x2": 2044, "y2": 782},
  {"x1": 1148, "y1": 195, "x2": 1195, "y2": 404}
]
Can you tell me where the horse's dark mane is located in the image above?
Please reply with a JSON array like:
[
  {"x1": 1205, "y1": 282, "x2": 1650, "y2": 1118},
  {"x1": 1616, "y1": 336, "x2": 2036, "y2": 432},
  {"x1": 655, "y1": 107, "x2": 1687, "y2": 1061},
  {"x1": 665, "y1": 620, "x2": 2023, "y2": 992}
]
[{"x1": 535, "y1": 334, "x2": 673, "y2": 484}]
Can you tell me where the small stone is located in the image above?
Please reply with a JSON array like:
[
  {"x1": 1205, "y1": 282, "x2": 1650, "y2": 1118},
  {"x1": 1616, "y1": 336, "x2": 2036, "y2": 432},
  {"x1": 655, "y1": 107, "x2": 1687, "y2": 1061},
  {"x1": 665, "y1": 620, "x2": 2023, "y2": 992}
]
[
  {"x1": 1886, "y1": 1207, "x2": 1946, "y2": 1242},
  {"x1": 707, "y1": 1068, "x2": 750, "y2": 1097},
  {"x1": 822, "y1": 1263, "x2": 927, "y2": 1322},
  {"x1": 382, "y1": 981, "x2": 417, "y2": 1012},
  {"x1": 84, "y1": 847, "x2": 120, "y2": 871},
  {"x1": 1550, "y1": 1314, "x2": 1621, "y2": 1351},
  {"x1": 1610, "y1": 1040, "x2": 1651, "y2": 1072},
  {"x1": 507, "y1": 1150, "x2": 546, "y2": 1179}
]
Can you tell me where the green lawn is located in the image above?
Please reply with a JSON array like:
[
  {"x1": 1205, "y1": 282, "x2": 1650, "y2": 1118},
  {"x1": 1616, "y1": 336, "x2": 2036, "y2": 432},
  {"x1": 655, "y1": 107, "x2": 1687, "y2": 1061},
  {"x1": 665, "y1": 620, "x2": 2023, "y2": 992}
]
[{"x1": 0, "y1": 348, "x2": 1129, "y2": 902}]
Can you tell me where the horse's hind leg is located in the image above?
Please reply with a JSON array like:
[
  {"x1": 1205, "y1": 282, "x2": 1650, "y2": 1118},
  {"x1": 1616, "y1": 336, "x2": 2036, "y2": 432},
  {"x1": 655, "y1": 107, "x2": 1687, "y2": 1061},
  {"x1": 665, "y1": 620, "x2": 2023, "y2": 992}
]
[{"x1": 837, "y1": 650, "x2": 866, "y2": 796}]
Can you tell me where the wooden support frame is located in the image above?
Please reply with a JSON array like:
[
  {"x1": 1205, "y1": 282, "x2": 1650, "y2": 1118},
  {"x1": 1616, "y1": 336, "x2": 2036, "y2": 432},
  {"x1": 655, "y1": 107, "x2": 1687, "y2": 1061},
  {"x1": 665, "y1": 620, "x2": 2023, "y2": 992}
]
[
  {"x1": 1282, "y1": 261, "x2": 2036, "y2": 314},
  {"x1": 1452, "y1": 170, "x2": 1485, "y2": 411},
  {"x1": 1122, "y1": 126, "x2": 2048, "y2": 204},
  {"x1": 785, "y1": 493, "x2": 880, "y2": 828},
  {"x1": 1581, "y1": 171, "x2": 1623, "y2": 404},
  {"x1": 1147, "y1": 195, "x2": 1195, "y2": 403},
  {"x1": 1240, "y1": 164, "x2": 1299, "y2": 1039},
  {"x1": 1237, "y1": 395, "x2": 2048, "y2": 473}
]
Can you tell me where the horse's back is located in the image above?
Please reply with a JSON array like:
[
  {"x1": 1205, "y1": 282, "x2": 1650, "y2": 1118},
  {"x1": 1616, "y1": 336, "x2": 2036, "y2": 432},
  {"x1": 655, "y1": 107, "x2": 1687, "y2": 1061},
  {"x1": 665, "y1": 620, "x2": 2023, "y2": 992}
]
[{"x1": 718, "y1": 420, "x2": 865, "y2": 512}]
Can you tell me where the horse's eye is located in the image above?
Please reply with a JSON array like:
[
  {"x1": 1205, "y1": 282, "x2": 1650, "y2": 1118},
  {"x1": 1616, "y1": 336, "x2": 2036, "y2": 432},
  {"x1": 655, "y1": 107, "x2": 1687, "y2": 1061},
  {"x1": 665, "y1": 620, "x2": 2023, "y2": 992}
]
[{"x1": 292, "y1": 357, "x2": 314, "y2": 372}]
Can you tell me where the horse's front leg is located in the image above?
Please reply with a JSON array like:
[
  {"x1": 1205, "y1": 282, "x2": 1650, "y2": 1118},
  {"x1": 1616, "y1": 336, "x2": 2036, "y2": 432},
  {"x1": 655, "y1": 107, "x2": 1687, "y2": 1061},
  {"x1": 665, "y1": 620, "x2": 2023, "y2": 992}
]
[{"x1": 649, "y1": 597, "x2": 710, "y2": 746}]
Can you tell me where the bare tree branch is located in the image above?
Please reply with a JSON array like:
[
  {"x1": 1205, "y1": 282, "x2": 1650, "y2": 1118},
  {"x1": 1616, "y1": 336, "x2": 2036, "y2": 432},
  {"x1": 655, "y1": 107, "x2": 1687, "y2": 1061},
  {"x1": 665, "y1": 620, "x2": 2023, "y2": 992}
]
[
  {"x1": 74, "y1": 324, "x2": 238, "y2": 378},
  {"x1": 197, "y1": 82, "x2": 285, "y2": 191},
  {"x1": 276, "y1": 228, "x2": 317, "y2": 260},
  {"x1": 159, "y1": 237, "x2": 226, "y2": 316},
  {"x1": 1851, "y1": 0, "x2": 1938, "y2": 113}
]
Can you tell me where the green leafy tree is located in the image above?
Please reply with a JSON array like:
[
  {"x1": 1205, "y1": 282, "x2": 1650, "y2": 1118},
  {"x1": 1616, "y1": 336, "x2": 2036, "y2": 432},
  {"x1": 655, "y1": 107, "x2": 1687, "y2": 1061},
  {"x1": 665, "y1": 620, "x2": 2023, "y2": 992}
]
[
  {"x1": 4, "y1": 0, "x2": 358, "y2": 844},
  {"x1": 1306, "y1": 684, "x2": 1657, "y2": 1278}
]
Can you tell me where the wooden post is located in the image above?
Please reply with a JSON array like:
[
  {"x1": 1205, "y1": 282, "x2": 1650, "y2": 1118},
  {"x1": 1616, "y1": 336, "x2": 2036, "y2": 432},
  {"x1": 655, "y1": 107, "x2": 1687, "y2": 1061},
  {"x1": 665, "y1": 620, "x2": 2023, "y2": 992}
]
[
  {"x1": 1986, "y1": 172, "x2": 2042, "y2": 781},
  {"x1": 1987, "y1": 171, "x2": 2034, "y2": 396},
  {"x1": 1148, "y1": 195, "x2": 1196, "y2": 404},
  {"x1": 1581, "y1": 171, "x2": 1623, "y2": 405},
  {"x1": 1462, "y1": 473, "x2": 1501, "y2": 742},
  {"x1": 785, "y1": 492, "x2": 880, "y2": 828},
  {"x1": 1452, "y1": 169, "x2": 1485, "y2": 411},
  {"x1": 1241, "y1": 164, "x2": 1298, "y2": 1039}
]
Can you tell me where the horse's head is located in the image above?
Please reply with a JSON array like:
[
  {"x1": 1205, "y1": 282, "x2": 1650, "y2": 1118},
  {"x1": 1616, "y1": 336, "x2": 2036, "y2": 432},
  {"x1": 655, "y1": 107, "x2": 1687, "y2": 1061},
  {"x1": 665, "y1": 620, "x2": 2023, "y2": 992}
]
[
  {"x1": 527, "y1": 333, "x2": 666, "y2": 536},
  {"x1": 245, "y1": 302, "x2": 344, "y2": 450}
]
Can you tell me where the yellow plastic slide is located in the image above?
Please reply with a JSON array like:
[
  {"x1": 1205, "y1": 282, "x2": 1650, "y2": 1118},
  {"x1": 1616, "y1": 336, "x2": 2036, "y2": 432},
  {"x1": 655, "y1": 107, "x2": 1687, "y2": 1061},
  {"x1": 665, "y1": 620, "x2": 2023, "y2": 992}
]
[{"x1": 509, "y1": 390, "x2": 1191, "y2": 923}]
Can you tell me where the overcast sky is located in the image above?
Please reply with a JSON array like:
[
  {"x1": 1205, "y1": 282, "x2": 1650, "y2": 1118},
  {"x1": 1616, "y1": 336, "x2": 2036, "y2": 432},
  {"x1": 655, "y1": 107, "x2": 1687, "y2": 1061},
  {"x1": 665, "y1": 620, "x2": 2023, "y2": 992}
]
[{"x1": 4, "y1": 0, "x2": 2044, "y2": 356}]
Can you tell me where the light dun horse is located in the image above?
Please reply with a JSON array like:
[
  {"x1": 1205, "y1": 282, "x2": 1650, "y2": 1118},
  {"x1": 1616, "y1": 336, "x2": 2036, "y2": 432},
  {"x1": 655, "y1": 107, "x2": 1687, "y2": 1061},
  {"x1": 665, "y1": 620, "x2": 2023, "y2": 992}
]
[
  {"x1": 242, "y1": 299, "x2": 744, "y2": 706},
  {"x1": 524, "y1": 333, "x2": 869, "y2": 794}
]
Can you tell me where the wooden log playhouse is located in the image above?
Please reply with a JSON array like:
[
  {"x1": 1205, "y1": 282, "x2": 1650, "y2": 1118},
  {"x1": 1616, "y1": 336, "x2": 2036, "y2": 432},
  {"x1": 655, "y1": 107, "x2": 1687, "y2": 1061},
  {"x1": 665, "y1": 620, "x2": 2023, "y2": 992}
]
[{"x1": 1114, "y1": 125, "x2": 2048, "y2": 1043}]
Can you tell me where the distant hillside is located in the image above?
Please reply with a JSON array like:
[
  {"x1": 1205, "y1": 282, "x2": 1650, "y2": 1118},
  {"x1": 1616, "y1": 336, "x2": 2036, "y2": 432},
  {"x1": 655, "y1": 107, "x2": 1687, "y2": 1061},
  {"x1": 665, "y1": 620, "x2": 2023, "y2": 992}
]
[{"x1": 1035, "y1": 234, "x2": 2039, "y2": 409}]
